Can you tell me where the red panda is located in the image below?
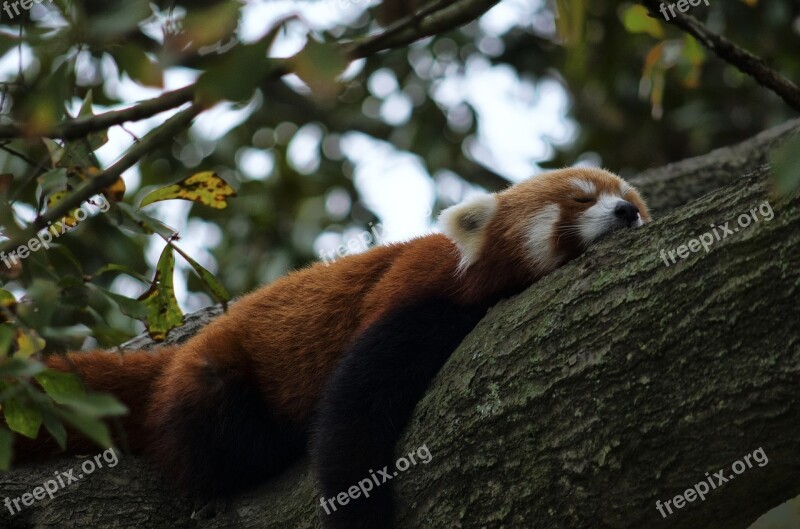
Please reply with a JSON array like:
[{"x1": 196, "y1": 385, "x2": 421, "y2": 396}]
[{"x1": 12, "y1": 167, "x2": 649, "y2": 529}]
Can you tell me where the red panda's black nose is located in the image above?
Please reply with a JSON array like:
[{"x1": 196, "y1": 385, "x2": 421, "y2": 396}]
[{"x1": 614, "y1": 201, "x2": 639, "y2": 224}]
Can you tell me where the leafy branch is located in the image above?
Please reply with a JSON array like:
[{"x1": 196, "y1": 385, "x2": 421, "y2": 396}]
[
  {"x1": 0, "y1": 105, "x2": 202, "y2": 255},
  {"x1": 639, "y1": 0, "x2": 800, "y2": 112},
  {"x1": 0, "y1": 0, "x2": 502, "y2": 143}
]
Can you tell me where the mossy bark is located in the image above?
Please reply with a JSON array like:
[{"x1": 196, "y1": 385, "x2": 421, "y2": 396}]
[{"x1": 1, "y1": 121, "x2": 798, "y2": 529}]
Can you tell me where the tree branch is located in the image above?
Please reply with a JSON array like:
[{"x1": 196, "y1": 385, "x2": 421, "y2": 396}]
[
  {"x1": 640, "y1": 0, "x2": 800, "y2": 113},
  {"x1": 629, "y1": 116, "x2": 800, "y2": 215},
  {"x1": 346, "y1": 0, "x2": 501, "y2": 58},
  {"x1": 0, "y1": 86, "x2": 196, "y2": 141}
]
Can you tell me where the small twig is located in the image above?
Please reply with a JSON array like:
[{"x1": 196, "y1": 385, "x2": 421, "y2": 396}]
[
  {"x1": 0, "y1": 141, "x2": 38, "y2": 166},
  {"x1": 640, "y1": 0, "x2": 800, "y2": 113},
  {"x1": 7, "y1": 151, "x2": 52, "y2": 203},
  {"x1": 0, "y1": 141, "x2": 54, "y2": 204},
  {"x1": 347, "y1": 0, "x2": 502, "y2": 58},
  {"x1": 119, "y1": 124, "x2": 140, "y2": 143},
  {"x1": 0, "y1": 104, "x2": 203, "y2": 254},
  {"x1": 350, "y1": 0, "x2": 453, "y2": 54}
]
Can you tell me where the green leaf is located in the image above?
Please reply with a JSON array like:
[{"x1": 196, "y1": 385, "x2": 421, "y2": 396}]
[
  {"x1": 0, "y1": 380, "x2": 15, "y2": 402},
  {"x1": 622, "y1": 5, "x2": 664, "y2": 38},
  {"x1": 40, "y1": 407, "x2": 67, "y2": 450},
  {"x1": 56, "y1": 408, "x2": 113, "y2": 449},
  {"x1": 96, "y1": 287, "x2": 149, "y2": 320},
  {"x1": 45, "y1": 137, "x2": 99, "y2": 170},
  {"x1": 290, "y1": 38, "x2": 349, "y2": 101},
  {"x1": 14, "y1": 329, "x2": 46, "y2": 358},
  {"x1": 681, "y1": 34, "x2": 705, "y2": 64},
  {"x1": 22, "y1": 279, "x2": 61, "y2": 328},
  {"x1": 196, "y1": 39, "x2": 274, "y2": 103},
  {"x1": 42, "y1": 138, "x2": 65, "y2": 167},
  {"x1": 0, "y1": 357, "x2": 45, "y2": 378},
  {"x1": 37, "y1": 168, "x2": 68, "y2": 201},
  {"x1": 137, "y1": 245, "x2": 184, "y2": 341},
  {"x1": 0, "y1": 426, "x2": 12, "y2": 471},
  {"x1": 171, "y1": 243, "x2": 230, "y2": 304},
  {"x1": 678, "y1": 34, "x2": 706, "y2": 87},
  {"x1": 56, "y1": 393, "x2": 128, "y2": 418},
  {"x1": 21, "y1": 62, "x2": 69, "y2": 135},
  {"x1": 180, "y1": 0, "x2": 241, "y2": 51},
  {"x1": 115, "y1": 202, "x2": 177, "y2": 238},
  {"x1": 35, "y1": 369, "x2": 85, "y2": 403},
  {"x1": 138, "y1": 171, "x2": 236, "y2": 209},
  {"x1": 110, "y1": 45, "x2": 164, "y2": 88},
  {"x1": 78, "y1": 91, "x2": 111, "y2": 149},
  {"x1": 91, "y1": 263, "x2": 151, "y2": 284},
  {"x1": 87, "y1": 0, "x2": 151, "y2": 41},
  {"x1": 48, "y1": 245, "x2": 84, "y2": 276},
  {"x1": 3, "y1": 396, "x2": 42, "y2": 439},
  {"x1": 0, "y1": 323, "x2": 15, "y2": 357},
  {"x1": 195, "y1": 17, "x2": 288, "y2": 103}
]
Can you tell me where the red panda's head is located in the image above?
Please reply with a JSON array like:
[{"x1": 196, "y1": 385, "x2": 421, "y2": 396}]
[{"x1": 438, "y1": 168, "x2": 650, "y2": 278}]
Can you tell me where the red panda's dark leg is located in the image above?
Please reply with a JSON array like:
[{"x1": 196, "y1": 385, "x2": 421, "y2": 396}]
[
  {"x1": 311, "y1": 298, "x2": 488, "y2": 529},
  {"x1": 146, "y1": 353, "x2": 306, "y2": 498}
]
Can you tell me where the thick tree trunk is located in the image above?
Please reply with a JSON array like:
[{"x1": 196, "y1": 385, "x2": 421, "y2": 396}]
[{"x1": 1, "y1": 120, "x2": 799, "y2": 529}]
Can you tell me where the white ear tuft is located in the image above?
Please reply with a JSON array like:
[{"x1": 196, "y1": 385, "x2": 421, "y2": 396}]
[{"x1": 437, "y1": 194, "x2": 498, "y2": 270}]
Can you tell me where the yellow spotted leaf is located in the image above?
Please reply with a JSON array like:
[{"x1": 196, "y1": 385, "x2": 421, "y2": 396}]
[
  {"x1": 46, "y1": 191, "x2": 79, "y2": 227},
  {"x1": 103, "y1": 176, "x2": 126, "y2": 203},
  {"x1": 137, "y1": 245, "x2": 184, "y2": 341},
  {"x1": 138, "y1": 172, "x2": 236, "y2": 210}
]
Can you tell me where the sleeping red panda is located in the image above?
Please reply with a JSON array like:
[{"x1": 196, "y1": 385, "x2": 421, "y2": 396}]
[{"x1": 12, "y1": 167, "x2": 649, "y2": 529}]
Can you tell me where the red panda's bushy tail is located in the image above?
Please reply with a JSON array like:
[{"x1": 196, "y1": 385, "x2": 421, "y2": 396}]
[{"x1": 12, "y1": 347, "x2": 176, "y2": 462}]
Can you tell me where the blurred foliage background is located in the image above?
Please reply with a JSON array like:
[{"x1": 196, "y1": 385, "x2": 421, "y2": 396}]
[{"x1": 0, "y1": 1, "x2": 798, "y2": 515}]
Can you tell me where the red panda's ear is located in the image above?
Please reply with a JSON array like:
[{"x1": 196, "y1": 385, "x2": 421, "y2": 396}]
[{"x1": 438, "y1": 194, "x2": 498, "y2": 269}]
